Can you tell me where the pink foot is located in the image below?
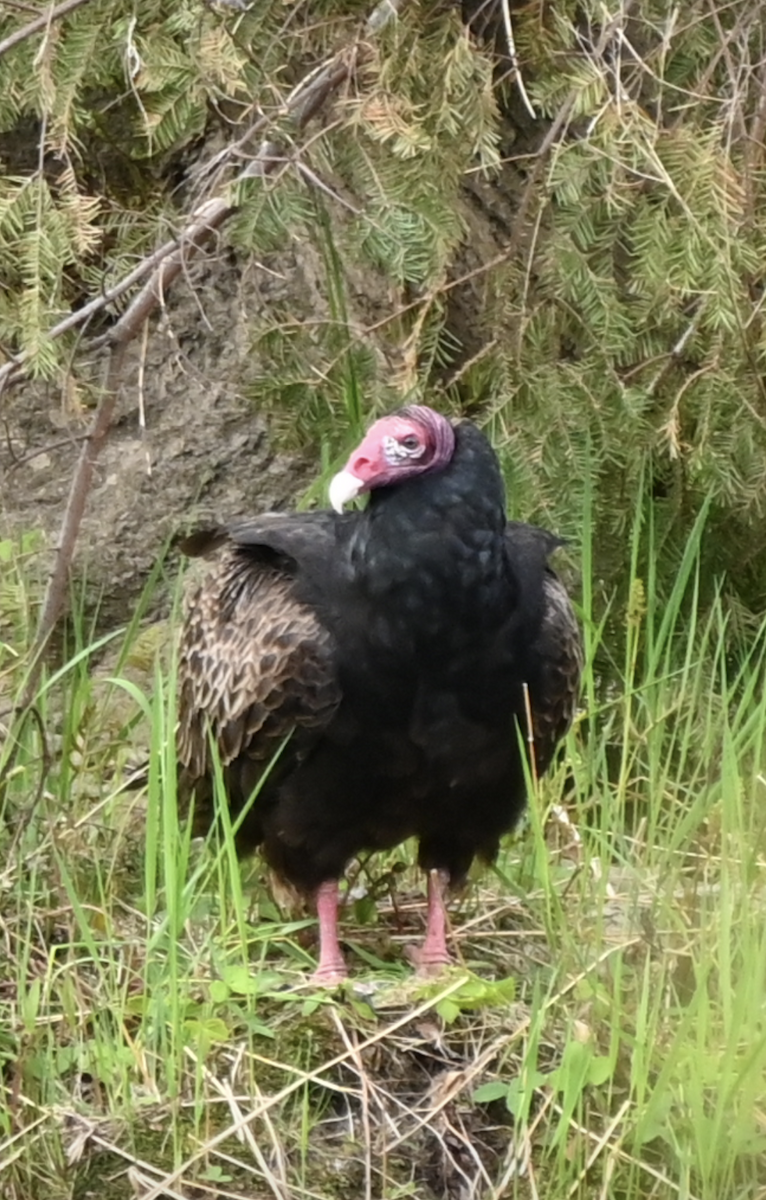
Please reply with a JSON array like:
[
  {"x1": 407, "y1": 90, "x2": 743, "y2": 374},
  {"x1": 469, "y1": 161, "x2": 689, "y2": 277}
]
[
  {"x1": 407, "y1": 869, "x2": 453, "y2": 976},
  {"x1": 311, "y1": 961, "x2": 348, "y2": 986},
  {"x1": 406, "y1": 945, "x2": 452, "y2": 976},
  {"x1": 311, "y1": 880, "x2": 348, "y2": 985}
]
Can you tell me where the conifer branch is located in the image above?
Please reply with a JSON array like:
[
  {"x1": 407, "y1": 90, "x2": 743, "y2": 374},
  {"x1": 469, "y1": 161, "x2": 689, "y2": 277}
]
[
  {"x1": 0, "y1": 235, "x2": 184, "y2": 396},
  {"x1": 0, "y1": 0, "x2": 408, "y2": 395},
  {"x1": 0, "y1": 0, "x2": 97, "y2": 60},
  {"x1": 187, "y1": 0, "x2": 403, "y2": 195},
  {"x1": 17, "y1": 0, "x2": 408, "y2": 702}
]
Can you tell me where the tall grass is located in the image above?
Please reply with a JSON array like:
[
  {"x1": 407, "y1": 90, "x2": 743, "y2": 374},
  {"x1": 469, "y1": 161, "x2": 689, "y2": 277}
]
[{"x1": 1, "y1": 485, "x2": 765, "y2": 1200}]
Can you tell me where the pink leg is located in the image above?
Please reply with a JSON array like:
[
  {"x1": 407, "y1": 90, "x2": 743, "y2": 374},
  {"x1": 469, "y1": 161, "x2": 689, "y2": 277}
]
[
  {"x1": 409, "y1": 869, "x2": 452, "y2": 974},
  {"x1": 311, "y1": 880, "x2": 348, "y2": 985}
]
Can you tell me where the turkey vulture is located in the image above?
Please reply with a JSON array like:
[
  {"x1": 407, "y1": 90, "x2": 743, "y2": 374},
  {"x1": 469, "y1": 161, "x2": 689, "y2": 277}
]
[{"x1": 176, "y1": 406, "x2": 581, "y2": 982}]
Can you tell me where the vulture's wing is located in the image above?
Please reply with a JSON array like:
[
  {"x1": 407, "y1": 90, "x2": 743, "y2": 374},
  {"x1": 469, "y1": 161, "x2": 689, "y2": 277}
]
[
  {"x1": 505, "y1": 523, "x2": 582, "y2": 771},
  {"x1": 176, "y1": 517, "x2": 342, "y2": 792},
  {"x1": 528, "y1": 570, "x2": 582, "y2": 769}
]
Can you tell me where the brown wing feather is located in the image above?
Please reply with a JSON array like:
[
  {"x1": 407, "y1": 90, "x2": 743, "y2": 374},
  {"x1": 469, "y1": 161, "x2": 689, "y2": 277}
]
[
  {"x1": 528, "y1": 571, "x2": 582, "y2": 769},
  {"x1": 177, "y1": 546, "x2": 340, "y2": 796}
]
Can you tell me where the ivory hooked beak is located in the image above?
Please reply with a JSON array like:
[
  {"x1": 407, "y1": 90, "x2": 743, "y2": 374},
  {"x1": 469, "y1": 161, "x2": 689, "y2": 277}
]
[{"x1": 329, "y1": 469, "x2": 363, "y2": 513}]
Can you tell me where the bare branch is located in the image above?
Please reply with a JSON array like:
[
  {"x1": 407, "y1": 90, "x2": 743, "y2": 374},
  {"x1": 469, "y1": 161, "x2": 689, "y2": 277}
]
[
  {"x1": 0, "y1": 0, "x2": 408, "y2": 396},
  {"x1": 743, "y1": 58, "x2": 766, "y2": 226},
  {"x1": 193, "y1": 0, "x2": 404, "y2": 191},
  {"x1": 0, "y1": 233, "x2": 184, "y2": 396},
  {"x1": 19, "y1": 344, "x2": 126, "y2": 709},
  {"x1": 18, "y1": 0, "x2": 408, "y2": 698},
  {"x1": 0, "y1": 0, "x2": 98, "y2": 60},
  {"x1": 499, "y1": 0, "x2": 536, "y2": 120}
]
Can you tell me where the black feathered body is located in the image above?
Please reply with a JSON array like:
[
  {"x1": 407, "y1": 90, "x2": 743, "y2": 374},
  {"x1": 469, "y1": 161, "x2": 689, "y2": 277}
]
[{"x1": 177, "y1": 423, "x2": 581, "y2": 894}]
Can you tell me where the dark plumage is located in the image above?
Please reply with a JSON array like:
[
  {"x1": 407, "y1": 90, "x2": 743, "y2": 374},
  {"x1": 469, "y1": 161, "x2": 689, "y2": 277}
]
[{"x1": 176, "y1": 406, "x2": 581, "y2": 980}]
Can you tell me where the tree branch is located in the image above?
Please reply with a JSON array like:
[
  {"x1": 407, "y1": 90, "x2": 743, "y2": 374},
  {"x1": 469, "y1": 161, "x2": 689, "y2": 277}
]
[
  {"x1": 0, "y1": 234, "x2": 184, "y2": 396},
  {"x1": 17, "y1": 0, "x2": 407, "y2": 703},
  {"x1": 0, "y1": 0, "x2": 406, "y2": 395},
  {"x1": 0, "y1": 0, "x2": 98, "y2": 60}
]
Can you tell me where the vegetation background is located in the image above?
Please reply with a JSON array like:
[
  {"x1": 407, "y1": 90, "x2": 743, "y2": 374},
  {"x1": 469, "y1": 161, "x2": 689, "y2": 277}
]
[{"x1": 1, "y1": 1, "x2": 766, "y2": 1198}]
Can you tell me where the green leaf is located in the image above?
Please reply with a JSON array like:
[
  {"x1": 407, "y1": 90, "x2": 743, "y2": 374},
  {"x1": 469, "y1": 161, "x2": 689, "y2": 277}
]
[
  {"x1": 353, "y1": 895, "x2": 378, "y2": 925},
  {"x1": 505, "y1": 1072, "x2": 550, "y2": 1118},
  {"x1": 587, "y1": 1055, "x2": 614, "y2": 1087},
  {"x1": 436, "y1": 998, "x2": 460, "y2": 1023},
  {"x1": 183, "y1": 1016, "x2": 231, "y2": 1052},
  {"x1": 472, "y1": 1080, "x2": 509, "y2": 1104},
  {"x1": 209, "y1": 979, "x2": 229, "y2": 1004},
  {"x1": 243, "y1": 1016, "x2": 276, "y2": 1039},
  {"x1": 220, "y1": 965, "x2": 259, "y2": 996}
]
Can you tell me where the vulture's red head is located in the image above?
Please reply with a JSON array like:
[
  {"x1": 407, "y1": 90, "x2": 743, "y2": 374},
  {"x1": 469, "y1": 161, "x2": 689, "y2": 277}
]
[{"x1": 329, "y1": 406, "x2": 456, "y2": 513}]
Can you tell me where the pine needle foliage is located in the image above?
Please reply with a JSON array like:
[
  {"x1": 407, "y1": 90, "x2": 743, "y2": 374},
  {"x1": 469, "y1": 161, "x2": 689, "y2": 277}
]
[
  {"x1": 474, "y1": 0, "x2": 766, "y2": 621},
  {"x1": 2, "y1": 0, "x2": 766, "y2": 622}
]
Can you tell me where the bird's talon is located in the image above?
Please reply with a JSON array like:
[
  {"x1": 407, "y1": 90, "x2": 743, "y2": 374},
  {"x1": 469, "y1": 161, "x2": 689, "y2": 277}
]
[
  {"x1": 415, "y1": 962, "x2": 451, "y2": 979},
  {"x1": 310, "y1": 965, "x2": 348, "y2": 987},
  {"x1": 405, "y1": 943, "x2": 453, "y2": 977}
]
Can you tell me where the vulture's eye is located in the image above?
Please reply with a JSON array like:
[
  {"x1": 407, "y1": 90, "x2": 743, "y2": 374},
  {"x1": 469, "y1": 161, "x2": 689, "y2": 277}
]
[{"x1": 382, "y1": 430, "x2": 425, "y2": 465}]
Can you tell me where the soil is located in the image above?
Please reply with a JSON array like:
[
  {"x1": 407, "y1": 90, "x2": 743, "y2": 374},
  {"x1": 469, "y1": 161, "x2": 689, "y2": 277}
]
[{"x1": 1, "y1": 245, "x2": 350, "y2": 628}]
